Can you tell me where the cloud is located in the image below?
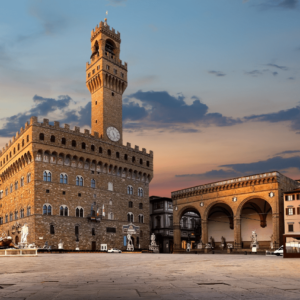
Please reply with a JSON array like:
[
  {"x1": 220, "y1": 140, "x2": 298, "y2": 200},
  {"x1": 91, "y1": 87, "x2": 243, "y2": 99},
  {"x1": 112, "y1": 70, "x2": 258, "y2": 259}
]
[
  {"x1": 106, "y1": 0, "x2": 127, "y2": 6},
  {"x1": 244, "y1": 105, "x2": 300, "y2": 130},
  {"x1": 122, "y1": 91, "x2": 241, "y2": 132},
  {"x1": 266, "y1": 63, "x2": 289, "y2": 71},
  {"x1": 0, "y1": 95, "x2": 93, "y2": 137},
  {"x1": 258, "y1": 0, "x2": 299, "y2": 10},
  {"x1": 208, "y1": 70, "x2": 226, "y2": 77},
  {"x1": 176, "y1": 156, "x2": 300, "y2": 179},
  {"x1": 244, "y1": 70, "x2": 267, "y2": 77},
  {"x1": 276, "y1": 150, "x2": 300, "y2": 155},
  {"x1": 273, "y1": 72, "x2": 278, "y2": 76},
  {"x1": 288, "y1": 77, "x2": 295, "y2": 80}
]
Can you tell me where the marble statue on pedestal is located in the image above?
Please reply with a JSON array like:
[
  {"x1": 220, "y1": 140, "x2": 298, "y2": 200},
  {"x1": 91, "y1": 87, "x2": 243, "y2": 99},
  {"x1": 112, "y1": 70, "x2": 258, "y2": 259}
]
[
  {"x1": 149, "y1": 233, "x2": 159, "y2": 253},
  {"x1": 250, "y1": 230, "x2": 259, "y2": 250},
  {"x1": 127, "y1": 233, "x2": 134, "y2": 251},
  {"x1": 21, "y1": 224, "x2": 28, "y2": 244}
]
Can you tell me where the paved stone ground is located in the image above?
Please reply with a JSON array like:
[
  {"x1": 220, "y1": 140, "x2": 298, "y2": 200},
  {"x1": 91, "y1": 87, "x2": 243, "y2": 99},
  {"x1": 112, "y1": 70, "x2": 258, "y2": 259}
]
[{"x1": 0, "y1": 254, "x2": 299, "y2": 299}]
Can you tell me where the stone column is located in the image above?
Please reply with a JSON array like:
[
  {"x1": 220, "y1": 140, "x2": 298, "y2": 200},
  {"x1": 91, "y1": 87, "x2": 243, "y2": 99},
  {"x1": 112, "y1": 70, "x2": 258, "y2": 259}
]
[
  {"x1": 272, "y1": 213, "x2": 280, "y2": 249},
  {"x1": 173, "y1": 224, "x2": 181, "y2": 251},
  {"x1": 234, "y1": 217, "x2": 241, "y2": 249},
  {"x1": 201, "y1": 219, "x2": 208, "y2": 244}
]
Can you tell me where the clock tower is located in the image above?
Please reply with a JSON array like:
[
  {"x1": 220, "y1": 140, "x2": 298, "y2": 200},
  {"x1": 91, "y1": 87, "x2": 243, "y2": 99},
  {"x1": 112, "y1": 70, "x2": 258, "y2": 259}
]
[{"x1": 86, "y1": 18, "x2": 127, "y2": 144}]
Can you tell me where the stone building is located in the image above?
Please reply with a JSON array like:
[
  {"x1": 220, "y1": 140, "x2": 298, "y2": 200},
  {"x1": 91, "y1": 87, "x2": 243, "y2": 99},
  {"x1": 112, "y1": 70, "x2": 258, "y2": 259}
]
[
  {"x1": 171, "y1": 172, "x2": 299, "y2": 253},
  {"x1": 150, "y1": 196, "x2": 200, "y2": 253},
  {"x1": 0, "y1": 19, "x2": 153, "y2": 251},
  {"x1": 283, "y1": 188, "x2": 300, "y2": 234}
]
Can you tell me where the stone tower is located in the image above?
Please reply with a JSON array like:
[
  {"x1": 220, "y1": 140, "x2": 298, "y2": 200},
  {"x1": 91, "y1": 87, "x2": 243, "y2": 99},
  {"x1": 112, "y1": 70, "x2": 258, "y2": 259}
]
[{"x1": 86, "y1": 18, "x2": 128, "y2": 144}]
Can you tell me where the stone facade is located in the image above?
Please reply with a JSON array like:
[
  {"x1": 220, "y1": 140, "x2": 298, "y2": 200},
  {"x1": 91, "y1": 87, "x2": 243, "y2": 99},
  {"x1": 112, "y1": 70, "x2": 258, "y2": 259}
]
[
  {"x1": 0, "y1": 20, "x2": 154, "y2": 251},
  {"x1": 283, "y1": 188, "x2": 300, "y2": 234},
  {"x1": 171, "y1": 172, "x2": 299, "y2": 252}
]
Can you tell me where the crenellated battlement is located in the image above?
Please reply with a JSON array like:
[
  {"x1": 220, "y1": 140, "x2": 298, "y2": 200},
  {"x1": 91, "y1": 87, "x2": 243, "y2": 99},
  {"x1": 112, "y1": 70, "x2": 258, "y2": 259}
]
[
  {"x1": 91, "y1": 21, "x2": 121, "y2": 43},
  {"x1": 0, "y1": 117, "x2": 153, "y2": 159}
]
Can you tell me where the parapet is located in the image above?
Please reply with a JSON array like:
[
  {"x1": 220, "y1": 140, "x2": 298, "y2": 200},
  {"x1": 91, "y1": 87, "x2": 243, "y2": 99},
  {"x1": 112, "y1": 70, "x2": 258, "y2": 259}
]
[{"x1": 91, "y1": 21, "x2": 121, "y2": 43}]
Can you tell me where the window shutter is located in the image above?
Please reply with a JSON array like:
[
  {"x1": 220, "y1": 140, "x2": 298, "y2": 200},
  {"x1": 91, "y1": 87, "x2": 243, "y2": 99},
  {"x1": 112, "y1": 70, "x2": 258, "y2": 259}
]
[
  {"x1": 293, "y1": 195, "x2": 295, "y2": 200},
  {"x1": 286, "y1": 208, "x2": 289, "y2": 215},
  {"x1": 298, "y1": 194, "x2": 300, "y2": 200},
  {"x1": 285, "y1": 195, "x2": 288, "y2": 201},
  {"x1": 293, "y1": 208, "x2": 296, "y2": 215},
  {"x1": 297, "y1": 207, "x2": 300, "y2": 215}
]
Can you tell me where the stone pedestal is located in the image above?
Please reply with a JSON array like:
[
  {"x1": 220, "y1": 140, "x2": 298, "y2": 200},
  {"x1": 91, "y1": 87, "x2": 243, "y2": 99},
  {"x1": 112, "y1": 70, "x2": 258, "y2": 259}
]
[{"x1": 149, "y1": 245, "x2": 159, "y2": 253}]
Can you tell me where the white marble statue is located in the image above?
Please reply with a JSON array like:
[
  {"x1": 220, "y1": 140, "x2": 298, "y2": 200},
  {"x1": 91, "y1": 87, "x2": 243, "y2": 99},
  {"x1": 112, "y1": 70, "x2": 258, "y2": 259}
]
[
  {"x1": 150, "y1": 233, "x2": 157, "y2": 246},
  {"x1": 21, "y1": 224, "x2": 29, "y2": 244},
  {"x1": 127, "y1": 233, "x2": 134, "y2": 251},
  {"x1": 251, "y1": 230, "x2": 257, "y2": 244}
]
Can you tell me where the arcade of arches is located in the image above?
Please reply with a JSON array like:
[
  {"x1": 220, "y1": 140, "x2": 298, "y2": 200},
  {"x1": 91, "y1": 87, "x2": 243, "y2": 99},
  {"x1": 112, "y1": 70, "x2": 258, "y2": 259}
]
[{"x1": 172, "y1": 172, "x2": 298, "y2": 252}]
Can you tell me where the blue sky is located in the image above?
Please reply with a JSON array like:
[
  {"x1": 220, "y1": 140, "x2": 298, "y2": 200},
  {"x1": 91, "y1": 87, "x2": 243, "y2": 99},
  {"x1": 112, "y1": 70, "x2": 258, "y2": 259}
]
[{"x1": 0, "y1": 0, "x2": 300, "y2": 195}]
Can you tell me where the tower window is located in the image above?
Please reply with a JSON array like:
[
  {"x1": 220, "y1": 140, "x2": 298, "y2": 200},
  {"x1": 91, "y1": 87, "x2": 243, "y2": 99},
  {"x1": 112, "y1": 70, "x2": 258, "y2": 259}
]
[
  {"x1": 95, "y1": 101, "x2": 97, "y2": 105},
  {"x1": 121, "y1": 73, "x2": 124, "y2": 78},
  {"x1": 124, "y1": 154, "x2": 128, "y2": 160},
  {"x1": 112, "y1": 92, "x2": 114, "y2": 96},
  {"x1": 99, "y1": 147, "x2": 103, "y2": 154},
  {"x1": 114, "y1": 69, "x2": 117, "y2": 75},
  {"x1": 106, "y1": 65, "x2": 110, "y2": 70},
  {"x1": 92, "y1": 69, "x2": 95, "y2": 74},
  {"x1": 50, "y1": 225, "x2": 55, "y2": 235},
  {"x1": 140, "y1": 159, "x2": 143, "y2": 165},
  {"x1": 50, "y1": 135, "x2": 55, "y2": 143},
  {"x1": 72, "y1": 140, "x2": 76, "y2": 147},
  {"x1": 88, "y1": 73, "x2": 91, "y2": 78},
  {"x1": 105, "y1": 39, "x2": 116, "y2": 55},
  {"x1": 107, "y1": 149, "x2": 111, "y2": 156},
  {"x1": 81, "y1": 142, "x2": 86, "y2": 150},
  {"x1": 39, "y1": 133, "x2": 44, "y2": 141},
  {"x1": 61, "y1": 138, "x2": 66, "y2": 145},
  {"x1": 97, "y1": 65, "x2": 100, "y2": 70},
  {"x1": 91, "y1": 145, "x2": 95, "y2": 152},
  {"x1": 132, "y1": 156, "x2": 136, "y2": 163},
  {"x1": 116, "y1": 152, "x2": 120, "y2": 159},
  {"x1": 147, "y1": 161, "x2": 150, "y2": 167},
  {"x1": 95, "y1": 120, "x2": 97, "y2": 123}
]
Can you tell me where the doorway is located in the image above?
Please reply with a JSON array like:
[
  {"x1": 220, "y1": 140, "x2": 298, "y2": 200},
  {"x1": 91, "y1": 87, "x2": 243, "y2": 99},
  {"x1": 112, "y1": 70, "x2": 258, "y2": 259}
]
[{"x1": 92, "y1": 241, "x2": 96, "y2": 251}]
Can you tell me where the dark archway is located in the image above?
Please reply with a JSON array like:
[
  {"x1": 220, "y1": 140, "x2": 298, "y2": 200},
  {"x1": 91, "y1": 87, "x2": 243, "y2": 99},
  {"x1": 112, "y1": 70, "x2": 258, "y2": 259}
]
[
  {"x1": 206, "y1": 202, "x2": 234, "y2": 247},
  {"x1": 240, "y1": 198, "x2": 272, "y2": 249}
]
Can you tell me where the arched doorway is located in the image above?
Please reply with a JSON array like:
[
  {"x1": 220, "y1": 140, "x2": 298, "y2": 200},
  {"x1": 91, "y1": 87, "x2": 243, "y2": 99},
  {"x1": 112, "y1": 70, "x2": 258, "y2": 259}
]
[
  {"x1": 240, "y1": 198, "x2": 272, "y2": 249},
  {"x1": 207, "y1": 203, "x2": 234, "y2": 248},
  {"x1": 180, "y1": 208, "x2": 201, "y2": 250},
  {"x1": 15, "y1": 236, "x2": 19, "y2": 245}
]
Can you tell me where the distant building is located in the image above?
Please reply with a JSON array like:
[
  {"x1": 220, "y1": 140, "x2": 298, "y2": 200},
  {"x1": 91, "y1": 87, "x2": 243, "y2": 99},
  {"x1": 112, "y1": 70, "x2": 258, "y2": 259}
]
[
  {"x1": 149, "y1": 196, "x2": 200, "y2": 253},
  {"x1": 283, "y1": 189, "x2": 300, "y2": 234}
]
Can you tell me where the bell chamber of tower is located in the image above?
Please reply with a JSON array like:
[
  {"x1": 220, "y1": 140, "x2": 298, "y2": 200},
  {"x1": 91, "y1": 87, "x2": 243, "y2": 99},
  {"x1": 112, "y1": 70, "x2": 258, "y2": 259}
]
[{"x1": 86, "y1": 20, "x2": 128, "y2": 144}]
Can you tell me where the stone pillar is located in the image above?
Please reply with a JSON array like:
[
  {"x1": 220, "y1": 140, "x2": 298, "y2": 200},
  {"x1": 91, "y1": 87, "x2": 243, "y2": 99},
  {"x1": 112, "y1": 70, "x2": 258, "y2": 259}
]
[
  {"x1": 201, "y1": 219, "x2": 208, "y2": 244},
  {"x1": 173, "y1": 224, "x2": 181, "y2": 251},
  {"x1": 272, "y1": 213, "x2": 280, "y2": 249},
  {"x1": 234, "y1": 217, "x2": 241, "y2": 249}
]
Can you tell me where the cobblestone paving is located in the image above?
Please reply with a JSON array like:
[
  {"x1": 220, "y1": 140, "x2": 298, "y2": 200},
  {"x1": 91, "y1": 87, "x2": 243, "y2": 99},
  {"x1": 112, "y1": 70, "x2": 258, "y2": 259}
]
[{"x1": 0, "y1": 254, "x2": 299, "y2": 299}]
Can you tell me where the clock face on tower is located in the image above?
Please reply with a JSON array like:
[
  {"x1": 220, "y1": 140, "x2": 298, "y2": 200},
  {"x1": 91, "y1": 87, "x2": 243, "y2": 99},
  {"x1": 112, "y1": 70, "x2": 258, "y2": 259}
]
[{"x1": 106, "y1": 126, "x2": 120, "y2": 142}]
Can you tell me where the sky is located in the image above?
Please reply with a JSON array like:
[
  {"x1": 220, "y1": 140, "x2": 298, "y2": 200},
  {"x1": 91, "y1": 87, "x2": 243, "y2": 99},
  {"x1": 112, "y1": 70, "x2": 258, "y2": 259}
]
[{"x1": 0, "y1": 0, "x2": 300, "y2": 197}]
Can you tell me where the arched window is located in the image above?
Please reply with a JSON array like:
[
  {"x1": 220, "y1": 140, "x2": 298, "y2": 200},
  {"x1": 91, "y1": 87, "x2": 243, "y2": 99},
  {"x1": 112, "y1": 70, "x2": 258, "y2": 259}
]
[
  {"x1": 15, "y1": 181, "x2": 18, "y2": 191},
  {"x1": 20, "y1": 209, "x2": 24, "y2": 218},
  {"x1": 124, "y1": 154, "x2": 128, "y2": 160},
  {"x1": 128, "y1": 201, "x2": 133, "y2": 208},
  {"x1": 0, "y1": 190, "x2": 3, "y2": 199},
  {"x1": 76, "y1": 176, "x2": 83, "y2": 186},
  {"x1": 10, "y1": 184, "x2": 13, "y2": 193},
  {"x1": 43, "y1": 171, "x2": 51, "y2": 182},
  {"x1": 76, "y1": 207, "x2": 84, "y2": 218},
  {"x1": 60, "y1": 173, "x2": 68, "y2": 184},
  {"x1": 13, "y1": 148, "x2": 15, "y2": 154},
  {"x1": 22, "y1": 139, "x2": 24, "y2": 147},
  {"x1": 10, "y1": 213, "x2": 13, "y2": 222},
  {"x1": 20, "y1": 177, "x2": 24, "y2": 187},
  {"x1": 75, "y1": 225, "x2": 79, "y2": 235},
  {"x1": 107, "y1": 149, "x2": 111, "y2": 156},
  {"x1": 138, "y1": 188, "x2": 144, "y2": 197},
  {"x1": 61, "y1": 138, "x2": 66, "y2": 145},
  {"x1": 127, "y1": 212, "x2": 134, "y2": 222},
  {"x1": 50, "y1": 225, "x2": 55, "y2": 234},
  {"x1": 5, "y1": 215, "x2": 8, "y2": 223},
  {"x1": 50, "y1": 135, "x2": 55, "y2": 142},
  {"x1": 147, "y1": 161, "x2": 150, "y2": 167},
  {"x1": 140, "y1": 159, "x2": 143, "y2": 165},
  {"x1": 99, "y1": 147, "x2": 103, "y2": 154},
  {"x1": 91, "y1": 145, "x2": 95, "y2": 151},
  {"x1": 138, "y1": 214, "x2": 144, "y2": 223},
  {"x1": 132, "y1": 156, "x2": 136, "y2": 163},
  {"x1": 105, "y1": 39, "x2": 116, "y2": 55},
  {"x1": 116, "y1": 152, "x2": 120, "y2": 158},
  {"x1": 27, "y1": 173, "x2": 31, "y2": 183},
  {"x1": 127, "y1": 185, "x2": 133, "y2": 195},
  {"x1": 39, "y1": 133, "x2": 44, "y2": 141},
  {"x1": 139, "y1": 203, "x2": 143, "y2": 209},
  {"x1": 27, "y1": 206, "x2": 31, "y2": 216},
  {"x1": 43, "y1": 204, "x2": 52, "y2": 215},
  {"x1": 81, "y1": 142, "x2": 86, "y2": 150},
  {"x1": 72, "y1": 140, "x2": 76, "y2": 147},
  {"x1": 5, "y1": 188, "x2": 8, "y2": 196},
  {"x1": 91, "y1": 179, "x2": 96, "y2": 188},
  {"x1": 108, "y1": 182, "x2": 113, "y2": 191},
  {"x1": 15, "y1": 210, "x2": 18, "y2": 220},
  {"x1": 27, "y1": 135, "x2": 29, "y2": 142},
  {"x1": 60, "y1": 205, "x2": 68, "y2": 216}
]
